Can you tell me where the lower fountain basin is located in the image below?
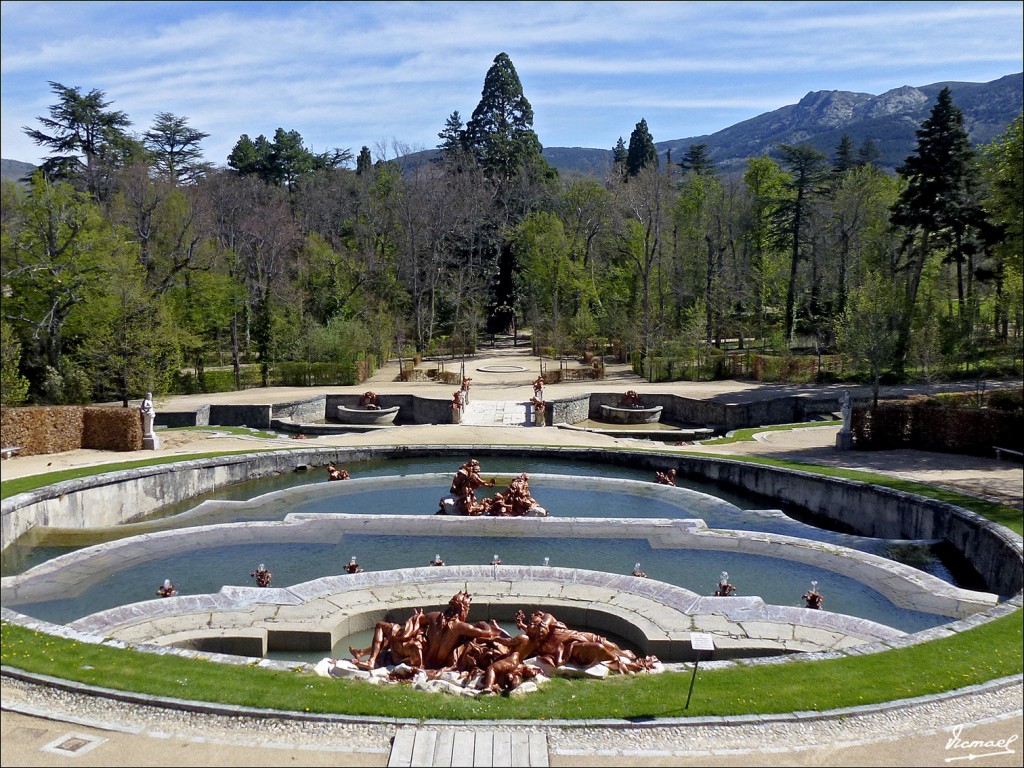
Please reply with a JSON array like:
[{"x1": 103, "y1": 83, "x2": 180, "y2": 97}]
[
  {"x1": 335, "y1": 405, "x2": 400, "y2": 424},
  {"x1": 599, "y1": 404, "x2": 663, "y2": 424}
]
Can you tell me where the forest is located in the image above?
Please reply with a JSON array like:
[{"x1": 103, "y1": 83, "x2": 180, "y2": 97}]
[{"x1": 2, "y1": 53, "x2": 1021, "y2": 407}]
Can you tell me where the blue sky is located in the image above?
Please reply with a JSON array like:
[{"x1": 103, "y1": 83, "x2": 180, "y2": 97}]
[{"x1": 2, "y1": 1, "x2": 1022, "y2": 168}]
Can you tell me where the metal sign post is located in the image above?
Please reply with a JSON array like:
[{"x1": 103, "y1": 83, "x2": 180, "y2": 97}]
[{"x1": 686, "y1": 632, "x2": 715, "y2": 709}]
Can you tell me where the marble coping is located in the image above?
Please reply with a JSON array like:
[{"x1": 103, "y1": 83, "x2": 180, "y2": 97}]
[{"x1": 64, "y1": 566, "x2": 908, "y2": 662}]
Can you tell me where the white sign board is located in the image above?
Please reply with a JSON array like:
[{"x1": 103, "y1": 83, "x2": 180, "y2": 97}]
[{"x1": 690, "y1": 632, "x2": 715, "y2": 652}]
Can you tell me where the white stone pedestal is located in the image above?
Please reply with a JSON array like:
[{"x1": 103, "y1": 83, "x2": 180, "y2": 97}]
[
  {"x1": 142, "y1": 412, "x2": 160, "y2": 450},
  {"x1": 835, "y1": 429, "x2": 853, "y2": 450}
]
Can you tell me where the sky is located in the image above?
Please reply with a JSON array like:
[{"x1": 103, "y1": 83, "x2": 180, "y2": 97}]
[{"x1": 2, "y1": 1, "x2": 1022, "y2": 168}]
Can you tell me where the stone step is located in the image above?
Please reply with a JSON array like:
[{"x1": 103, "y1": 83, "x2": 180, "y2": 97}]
[
  {"x1": 460, "y1": 400, "x2": 535, "y2": 427},
  {"x1": 387, "y1": 726, "x2": 548, "y2": 767}
]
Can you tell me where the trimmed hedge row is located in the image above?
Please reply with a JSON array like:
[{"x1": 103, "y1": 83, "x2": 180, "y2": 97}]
[
  {"x1": 0, "y1": 406, "x2": 143, "y2": 456},
  {"x1": 852, "y1": 393, "x2": 1024, "y2": 456}
]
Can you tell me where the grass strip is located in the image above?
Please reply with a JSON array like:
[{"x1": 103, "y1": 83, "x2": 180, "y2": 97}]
[
  {"x1": 2, "y1": 610, "x2": 1020, "y2": 720},
  {"x1": 699, "y1": 421, "x2": 841, "y2": 445},
  {"x1": 0, "y1": 448, "x2": 296, "y2": 500}
]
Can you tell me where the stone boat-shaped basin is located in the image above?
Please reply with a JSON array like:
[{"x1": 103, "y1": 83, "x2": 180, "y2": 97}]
[
  {"x1": 335, "y1": 405, "x2": 400, "y2": 425},
  {"x1": 599, "y1": 404, "x2": 663, "y2": 424}
]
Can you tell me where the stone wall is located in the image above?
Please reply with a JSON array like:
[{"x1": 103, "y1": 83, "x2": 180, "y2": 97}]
[
  {"x1": 550, "y1": 394, "x2": 589, "y2": 424},
  {"x1": 273, "y1": 396, "x2": 326, "y2": 423},
  {"x1": 324, "y1": 394, "x2": 452, "y2": 425}
]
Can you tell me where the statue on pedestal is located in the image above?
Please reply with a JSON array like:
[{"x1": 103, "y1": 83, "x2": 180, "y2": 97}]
[
  {"x1": 140, "y1": 392, "x2": 160, "y2": 450},
  {"x1": 836, "y1": 390, "x2": 854, "y2": 451}
]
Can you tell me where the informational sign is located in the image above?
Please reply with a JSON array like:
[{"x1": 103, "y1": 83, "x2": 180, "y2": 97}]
[
  {"x1": 685, "y1": 632, "x2": 715, "y2": 709},
  {"x1": 690, "y1": 632, "x2": 715, "y2": 652}
]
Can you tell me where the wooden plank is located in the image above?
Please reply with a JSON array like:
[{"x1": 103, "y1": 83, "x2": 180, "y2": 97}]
[
  {"x1": 492, "y1": 730, "x2": 513, "y2": 767},
  {"x1": 528, "y1": 732, "x2": 549, "y2": 767},
  {"x1": 473, "y1": 730, "x2": 492, "y2": 767},
  {"x1": 388, "y1": 727, "x2": 417, "y2": 767},
  {"x1": 451, "y1": 730, "x2": 476, "y2": 767},
  {"x1": 432, "y1": 730, "x2": 455, "y2": 767},
  {"x1": 411, "y1": 730, "x2": 438, "y2": 767}
]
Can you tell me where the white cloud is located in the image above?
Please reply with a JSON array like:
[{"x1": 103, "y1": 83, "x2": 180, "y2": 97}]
[{"x1": 2, "y1": 1, "x2": 1020, "y2": 165}]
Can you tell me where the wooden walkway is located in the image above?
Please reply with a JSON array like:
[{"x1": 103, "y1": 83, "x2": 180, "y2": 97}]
[{"x1": 387, "y1": 727, "x2": 549, "y2": 767}]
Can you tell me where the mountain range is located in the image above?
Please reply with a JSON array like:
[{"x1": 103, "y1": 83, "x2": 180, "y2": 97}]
[
  {"x1": 549, "y1": 72, "x2": 1023, "y2": 177},
  {"x1": 3, "y1": 73, "x2": 1021, "y2": 181}
]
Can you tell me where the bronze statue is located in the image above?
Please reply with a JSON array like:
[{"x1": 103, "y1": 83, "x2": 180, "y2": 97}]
[
  {"x1": 359, "y1": 391, "x2": 381, "y2": 409},
  {"x1": 251, "y1": 564, "x2": 272, "y2": 588},
  {"x1": 620, "y1": 390, "x2": 643, "y2": 408},
  {"x1": 803, "y1": 581, "x2": 824, "y2": 609},
  {"x1": 715, "y1": 571, "x2": 736, "y2": 597},
  {"x1": 327, "y1": 465, "x2": 349, "y2": 481},
  {"x1": 345, "y1": 591, "x2": 659, "y2": 692},
  {"x1": 350, "y1": 609, "x2": 426, "y2": 670},
  {"x1": 655, "y1": 469, "x2": 676, "y2": 486},
  {"x1": 439, "y1": 466, "x2": 548, "y2": 517}
]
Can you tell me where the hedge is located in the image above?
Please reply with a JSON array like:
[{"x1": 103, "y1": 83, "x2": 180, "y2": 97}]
[{"x1": 1, "y1": 405, "x2": 142, "y2": 456}]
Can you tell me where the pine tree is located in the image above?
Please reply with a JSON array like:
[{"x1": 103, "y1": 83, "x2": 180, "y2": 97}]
[
  {"x1": 626, "y1": 119, "x2": 658, "y2": 177},
  {"x1": 23, "y1": 81, "x2": 135, "y2": 200},
  {"x1": 464, "y1": 53, "x2": 544, "y2": 180},
  {"x1": 611, "y1": 137, "x2": 628, "y2": 179},
  {"x1": 437, "y1": 111, "x2": 466, "y2": 155},
  {"x1": 143, "y1": 112, "x2": 210, "y2": 184},
  {"x1": 678, "y1": 143, "x2": 715, "y2": 177},
  {"x1": 891, "y1": 87, "x2": 991, "y2": 369},
  {"x1": 857, "y1": 138, "x2": 881, "y2": 168},
  {"x1": 832, "y1": 134, "x2": 856, "y2": 175},
  {"x1": 774, "y1": 143, "x2": 830, "y2": 343}
]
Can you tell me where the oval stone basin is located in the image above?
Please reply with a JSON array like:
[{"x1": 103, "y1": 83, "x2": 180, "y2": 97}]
[
  {"x1": 599, "y1": 404, "x2": 663, "y2": 424},
  {"x1": 335, "y1": 405, "x2": 400, "y2": 424}
]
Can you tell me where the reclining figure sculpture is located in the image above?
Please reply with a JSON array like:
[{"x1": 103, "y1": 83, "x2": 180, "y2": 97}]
[{"x1": 347, "y1": 591, "x2": 659, "y2": 693}]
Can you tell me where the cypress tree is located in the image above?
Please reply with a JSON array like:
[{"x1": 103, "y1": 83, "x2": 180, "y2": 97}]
[{"x1": 626, "y1": 118, "x2": 658, "y2": 176}]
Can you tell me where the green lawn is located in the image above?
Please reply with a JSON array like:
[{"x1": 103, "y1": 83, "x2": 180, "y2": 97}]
[{"x1": 1, "y1": 610, "x2": 1020, "y2": 720}]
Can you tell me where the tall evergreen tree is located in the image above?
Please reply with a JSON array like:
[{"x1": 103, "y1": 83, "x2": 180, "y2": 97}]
[
  {"x1": 891, "y1": 87, "x2": 991, "y2": 369},
  {"x1": 464, "y1": 52, "x2": 544, "y2": 181},
  {"x1": 227, "y1": 134, "x2": 274, "y2": 181},
  {"x1": 611, "y1": 137, "x2": 628, "y2": 179},
  {"x1": 143, "y1": 112, "x2": 210, "y2": 185},
  {"x1": 678, "y1": 143, "x2": 715, "y2": 177},
  {"x1": 857, "y1": 138, "x2": 881, "y2": 168},
  {"x1": 774, "y1": 143, "x2": 830, "y2": 342},
  {"x1": 980, "y1": 114, "x2": 1023, "y2": 340},
  {"x1": 23, "y1": 81, "x2": 136, "y2": 200},
  {"x1": 356, "y1": 146, "x2": 373, "y2": 175},
  {"x1": 437, "y1": 111, "x2": 466, "y2": 155},
  {"x1": 832, "y1": 134, "x2": 856, "y2": 175},
  {"x1": 626, "y1": 119, "x2": 658, "y2": 177}
]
